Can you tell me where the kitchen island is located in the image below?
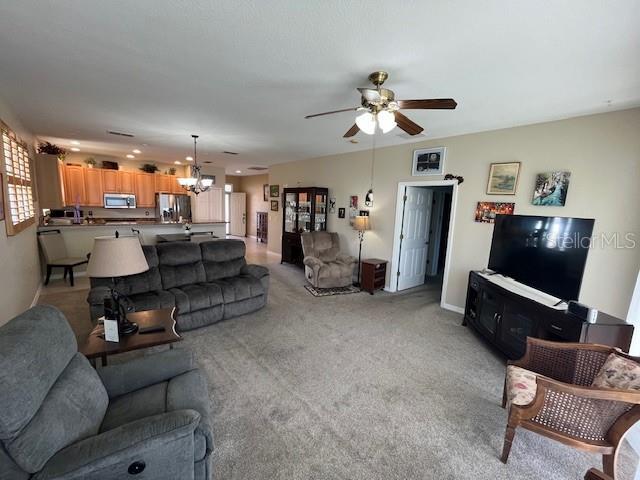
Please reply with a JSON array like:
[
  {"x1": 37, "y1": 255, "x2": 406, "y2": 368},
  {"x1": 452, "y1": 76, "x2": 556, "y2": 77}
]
[{"x1": 38, "y1": 221, "x2": 228, "y2": 275}]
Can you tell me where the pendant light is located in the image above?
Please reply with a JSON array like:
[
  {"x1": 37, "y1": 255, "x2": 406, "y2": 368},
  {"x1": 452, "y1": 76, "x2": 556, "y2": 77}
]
[{"x1": 178, "y1": 134, "x2": 213, "y2": 195}]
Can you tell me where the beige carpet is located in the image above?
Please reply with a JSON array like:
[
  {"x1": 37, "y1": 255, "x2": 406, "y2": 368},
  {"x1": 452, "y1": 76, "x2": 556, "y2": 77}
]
[{"x1": 38, "y1": 257, "x2": 637, "y2": 479}]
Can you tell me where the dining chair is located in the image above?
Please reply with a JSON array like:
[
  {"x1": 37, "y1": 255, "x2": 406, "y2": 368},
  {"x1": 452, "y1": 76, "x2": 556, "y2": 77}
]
[{"x1": 37, "y1": 230, "x2": 89, "y2": 286}]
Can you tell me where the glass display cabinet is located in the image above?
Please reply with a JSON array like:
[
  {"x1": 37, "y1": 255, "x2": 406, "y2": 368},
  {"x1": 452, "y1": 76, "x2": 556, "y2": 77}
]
[{"x1": 281, "y1": 187, "x2": 328, "y2": 265}]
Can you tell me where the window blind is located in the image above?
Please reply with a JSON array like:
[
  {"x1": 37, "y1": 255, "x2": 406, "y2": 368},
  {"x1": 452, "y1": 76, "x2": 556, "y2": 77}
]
[{"x1": 1, "y1": 123, "x2": 35, "y2": 235}]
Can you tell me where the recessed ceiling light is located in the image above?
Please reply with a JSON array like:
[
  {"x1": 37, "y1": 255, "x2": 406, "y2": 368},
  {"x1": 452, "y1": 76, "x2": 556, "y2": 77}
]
[
  {"x1": 132, "y1": 149, "x2": 141, "y2": 154},
  {"x1": 70, "y1": 147, "x2": 80, "y2": 152},
  {"x1": 235, "y1": 170, "x2": 242, "y2": 174},
  {"x1": 174, "y1": 161, "x2": 182, "y2": 165},
  {"x1": 126, "y1": 154, "x2": 135, "y2": 159},
  {"x1": 185, "y1": 156, "x2": 193, "y2": 161},
  {"x1": 349, "y1": 139, "x2": 358, "y2": 144},
  {"x1": 70, "y1": 140, "x2": 80, "y2": 145}
]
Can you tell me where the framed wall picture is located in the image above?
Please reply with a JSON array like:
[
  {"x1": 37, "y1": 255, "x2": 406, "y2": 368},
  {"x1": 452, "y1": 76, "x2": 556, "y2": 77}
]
[
  {"x1": 270, "y1": 200, "x2": 278, "y2": 211},
  {"x1": 328, "y1": 197, "x2": 336, "y2": 214},
  {"x1": 349, "y1": 195, "x2": 358, "y2": 225},
  {"x1": 338, "y1": 208, "x2": 345, "y2": 219},
  {"x1": 487, "y1": 162, "x2": 521, "y2": 195},
  {"x1": 270, "y1": 185, "x2": 279, "y2": 198},
  {"x1": 412, "y1": 147, "x2": 445, "y2": 176},
  {"x1": 263, "y1": 184, "x2": 269, "y2": 201},
  {"x1": 532, "y1": 171, "x2": 571, "y2": 206},
  {"x1": 474, "y1": 201, "x2": 515, "y2": 223}
]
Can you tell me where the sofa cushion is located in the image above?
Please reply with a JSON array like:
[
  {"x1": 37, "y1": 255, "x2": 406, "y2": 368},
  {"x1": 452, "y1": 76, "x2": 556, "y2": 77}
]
[
  {"x1": 0, "y1": 306, "x2": 77, "y2": 441},
  {"x1": 127, "y1": 290, "x2": 175, "y2": 312},
  {"x1": 201, "y1": 239, "x2": 247, "y2": 281},
  {"x1": 208, "y1": 275, "x2": 265, "y2": 303},
  {"x1": 170, "y1": 283, "x2": 224, "y2": 314},
  {"x1": 6, "y1": 354, "x2": 108, "y2": 473},
  {"x1": 592, "y1": 353, "x2": 640, "y2": 390},
  {"x1": 317, "y1": 261, "x2": 353, "y2": 279},
  {"x1": 157, "y1": 243, "x2": 206, "y2": 289},
  {"x1": 100, "y1": 370, "x2": 211, "y2": 462},
  {"x1": 505, "y1": 365, "x2": 537, "y2": 407}
]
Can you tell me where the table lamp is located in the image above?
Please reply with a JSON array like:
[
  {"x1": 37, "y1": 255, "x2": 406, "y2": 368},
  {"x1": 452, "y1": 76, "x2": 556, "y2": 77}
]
[
  {"x1": 87, "y1": 235, "x2": 149, "y2": 335},
  {"x1": 353, "y1": 215, "x2": 371, "y2": 287}
]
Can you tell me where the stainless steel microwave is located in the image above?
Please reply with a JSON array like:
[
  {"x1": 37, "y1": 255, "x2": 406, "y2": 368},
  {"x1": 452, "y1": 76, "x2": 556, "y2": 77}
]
[{"x1": 104, "y1": 193, "x2": 136, "y2": 209}]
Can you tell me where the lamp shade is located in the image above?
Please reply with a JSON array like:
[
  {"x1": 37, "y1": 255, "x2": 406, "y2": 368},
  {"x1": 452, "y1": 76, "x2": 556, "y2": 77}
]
[
  {"x1": 353, "y1": 215, "x2": 371, "y2": 232},
  {"x1": 87, "y1": 236, "x2": 149, "y2": 278}
]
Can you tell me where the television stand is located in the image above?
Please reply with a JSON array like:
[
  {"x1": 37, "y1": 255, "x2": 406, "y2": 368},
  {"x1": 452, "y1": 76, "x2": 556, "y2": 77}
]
[{"x1": 463, "y1": 271, "x2": 633, "y2": 359}]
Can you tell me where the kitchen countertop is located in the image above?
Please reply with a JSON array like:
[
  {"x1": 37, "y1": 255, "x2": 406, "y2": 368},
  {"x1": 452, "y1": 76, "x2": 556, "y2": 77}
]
[{"x1": 39, "y1": 220, "x2": 227, "y2": 228}]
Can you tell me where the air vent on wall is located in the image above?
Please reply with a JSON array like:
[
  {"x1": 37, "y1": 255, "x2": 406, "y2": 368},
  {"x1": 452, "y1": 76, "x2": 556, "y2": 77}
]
[
  {"x1": 222, "y1": 151, "x2": 239, "y2": 155},
  {"x1": 247, "y1": 166, "x2": 268, "y2": 171},
  {"x1": 107, "y1": 130, "x2": 135, "y2": 138}
]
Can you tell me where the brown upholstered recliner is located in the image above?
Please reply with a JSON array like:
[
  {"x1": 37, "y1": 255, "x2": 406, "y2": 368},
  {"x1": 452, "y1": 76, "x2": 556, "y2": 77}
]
[{"x1": 301, "y1": 232, "x2": 357, "y2": 288}]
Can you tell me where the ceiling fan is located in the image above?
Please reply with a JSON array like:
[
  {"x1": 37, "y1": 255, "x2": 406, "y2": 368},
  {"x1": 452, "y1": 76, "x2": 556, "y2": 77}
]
[{"x1": 305, "y1": 71, "x2": 457, "y2": 137}]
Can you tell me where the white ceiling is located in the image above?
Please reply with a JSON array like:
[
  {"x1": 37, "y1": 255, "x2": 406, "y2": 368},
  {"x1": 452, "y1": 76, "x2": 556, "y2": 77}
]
[{"x1": 0, "y1": 1, "x2": 638, "y2": 175}]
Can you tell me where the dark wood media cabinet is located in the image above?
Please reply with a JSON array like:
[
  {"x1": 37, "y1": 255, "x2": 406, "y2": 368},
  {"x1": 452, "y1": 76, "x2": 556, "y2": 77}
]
[{"x1": 463, "y1": 271, "x2": 633, "y2": 359}]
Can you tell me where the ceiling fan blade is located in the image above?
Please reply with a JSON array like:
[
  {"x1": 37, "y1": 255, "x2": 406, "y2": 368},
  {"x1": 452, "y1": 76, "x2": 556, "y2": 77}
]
[
  {"x1": 343, "y1": 124, "x2": 360, "y2": 138},
  {"x1": 395, "y1": 112, "x2": 424, "y2": 135},
  {"x1": 305, "y1": 107, "x2": 357, "y2": 119},
  {"x1": 397, "y1": 98, "x2": 457, "y2": 110},
  {"x1": 357, "y1": 87, "x2": 382, "y2": 103}
]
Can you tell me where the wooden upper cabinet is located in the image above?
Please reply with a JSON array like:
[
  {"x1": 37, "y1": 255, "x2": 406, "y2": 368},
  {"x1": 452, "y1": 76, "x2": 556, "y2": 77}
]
[
  {"x1": 135, "y1": 173, "x2": 156, "y2": 207},
  {"x1": 119, "y1": 171, "x2": 135, "y2": 194},
  {"x1": 154, "y1": 174, "x2": 171, "y2": 193},
  {"x1": 102, "y1": 169, "x2": 120, "y2": 192},
  {"x1": 83, "y1": 168, "x2": 104, "y2": 206},
  {"x1": 171, "y1": 175, "x2": 184, "y2": 194},
  {"x1": 64, "y1": 165, "x2": 86, "y2": 206}
]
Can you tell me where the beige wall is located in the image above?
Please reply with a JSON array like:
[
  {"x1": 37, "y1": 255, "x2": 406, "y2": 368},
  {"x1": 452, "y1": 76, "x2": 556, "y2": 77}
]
[
  {"x1": 239, "y1": 174, "x2": 269, "y2": 237},
  {"x1": 225, "y1": 175, "x2": 242, "y2": 193},
  {"x1": 0, "y1": 96, "x2": 41, "y2": 325},
  {"x1": 269, "y1": 108, "x2": 640, "y2": 319}
]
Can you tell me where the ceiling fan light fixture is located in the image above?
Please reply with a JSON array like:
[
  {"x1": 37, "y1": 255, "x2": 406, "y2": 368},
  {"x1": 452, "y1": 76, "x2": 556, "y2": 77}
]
[
  {"x1": 377, "y1": 109, "x2": 397, "y2": 133},
  {"x1": 355, "y1": 110, "x2": 376, "y2": 135}
]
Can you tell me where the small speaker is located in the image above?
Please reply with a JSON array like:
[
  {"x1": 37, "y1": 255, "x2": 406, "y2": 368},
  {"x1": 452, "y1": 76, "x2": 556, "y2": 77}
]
[{"x1": 568, "y1": 301, "x2": 598, "y2": 323}]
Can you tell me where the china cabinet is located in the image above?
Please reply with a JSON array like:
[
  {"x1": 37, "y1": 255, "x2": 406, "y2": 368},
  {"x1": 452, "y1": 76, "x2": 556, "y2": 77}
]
[{"x1": 281, "y1": 187, "x2": 328, "y2": 265}]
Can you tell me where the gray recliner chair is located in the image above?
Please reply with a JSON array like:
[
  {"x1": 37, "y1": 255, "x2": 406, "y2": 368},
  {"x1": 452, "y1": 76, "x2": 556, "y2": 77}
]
[
  {"x1": 301, "y1": 231, "x2": 357, "y2": 288},
  {"x1": 0, "y1": 305, "x2": 213, "y2": 479}
]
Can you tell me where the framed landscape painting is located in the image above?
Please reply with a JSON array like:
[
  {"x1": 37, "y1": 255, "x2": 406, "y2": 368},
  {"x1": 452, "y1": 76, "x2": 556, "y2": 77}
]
[
  {"x1": 532, "y1": 171, "x2": 571, "y2": 206},
  {"x1": 487, "y1": 162, "x2": 520, "y2": 195}
]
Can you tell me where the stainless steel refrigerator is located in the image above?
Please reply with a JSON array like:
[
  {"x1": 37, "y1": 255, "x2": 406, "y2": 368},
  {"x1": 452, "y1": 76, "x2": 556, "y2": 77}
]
[{"x1": 156, "y1": 193, "x2": 192, "y2": 223}]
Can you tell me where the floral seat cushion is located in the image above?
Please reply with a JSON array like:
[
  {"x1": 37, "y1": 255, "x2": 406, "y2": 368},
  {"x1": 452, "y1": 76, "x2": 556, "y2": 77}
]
[
  {"x1": 592, "y1": 353, "x2": 640, "y2": 390},
  {"x1": 506, "y1": 365, "x2": 537, "y2": 407}
]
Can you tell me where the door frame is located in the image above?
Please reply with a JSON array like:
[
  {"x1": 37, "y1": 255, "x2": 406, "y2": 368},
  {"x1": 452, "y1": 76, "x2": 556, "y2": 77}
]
[{"x1": 388, "y1": 179, "x2": 460, "y2": 313}]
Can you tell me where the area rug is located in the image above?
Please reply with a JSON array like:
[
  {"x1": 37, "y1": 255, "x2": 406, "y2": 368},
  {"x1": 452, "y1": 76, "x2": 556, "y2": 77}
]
[{"x1": 304, "y1": 284, "x2": 361, "y2": 297}]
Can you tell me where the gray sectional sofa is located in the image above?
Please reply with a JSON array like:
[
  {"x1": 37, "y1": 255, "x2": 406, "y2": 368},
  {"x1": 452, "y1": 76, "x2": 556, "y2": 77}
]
[
  {"x1": 0, "y1": 305, "x2": 213, "y2": 479},
  {"x1": 88, "y1": 239, "x2": 269, "y2": 331}
]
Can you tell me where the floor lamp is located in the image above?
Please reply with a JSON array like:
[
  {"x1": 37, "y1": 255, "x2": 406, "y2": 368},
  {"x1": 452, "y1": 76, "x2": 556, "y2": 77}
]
[
  {"x1": 87, "y1": 235, "x2": 149, "y2": 335},
  {"x1": 354, "y1": 215, "x2": 371, "y2": 287}
]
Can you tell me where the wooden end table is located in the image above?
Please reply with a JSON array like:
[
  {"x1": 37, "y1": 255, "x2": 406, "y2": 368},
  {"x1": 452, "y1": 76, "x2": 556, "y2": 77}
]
[
  {"x1": 361, "y1": 259, "x2": 388, "y2": 294},
  {"x1": 80, "y1": 308, "x2": 181, "y2": 366}
]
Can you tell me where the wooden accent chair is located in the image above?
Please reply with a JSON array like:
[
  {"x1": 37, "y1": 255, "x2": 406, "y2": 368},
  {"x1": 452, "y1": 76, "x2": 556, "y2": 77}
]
[
  {"x1": 584, "y1": 468, "x2": 613, "y2": 480},
  {"x1": 37, "y1": 230, "x2": 89, "y2": 287},
  {"x1": 501, "y1": 337, "x2": 640, "y2": 478}
]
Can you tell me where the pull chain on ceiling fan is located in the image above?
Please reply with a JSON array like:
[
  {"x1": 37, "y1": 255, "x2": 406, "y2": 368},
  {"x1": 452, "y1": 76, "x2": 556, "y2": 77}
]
[{"x1": 305, "y1": 71, "x2": 457, "y2": 138}]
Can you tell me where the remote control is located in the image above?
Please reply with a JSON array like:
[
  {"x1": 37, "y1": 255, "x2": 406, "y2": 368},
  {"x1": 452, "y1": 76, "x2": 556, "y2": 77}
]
[{"x1": 138, "y1": 325, "x2": 165, "y2": 334}]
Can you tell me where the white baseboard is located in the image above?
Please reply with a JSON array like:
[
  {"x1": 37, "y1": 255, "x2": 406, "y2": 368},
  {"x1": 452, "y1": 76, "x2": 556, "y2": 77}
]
[
  {"x1": 30, "y1": 283, "x2": 42, "y2": 307},
  {"x1": 441, "y1": 302, "x2": 464, "y2": 314}
]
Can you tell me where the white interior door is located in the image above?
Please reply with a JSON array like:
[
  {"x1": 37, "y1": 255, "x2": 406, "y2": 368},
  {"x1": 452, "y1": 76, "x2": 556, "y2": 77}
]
[
  {"x1": 229, "y1": 192, "x2": 246, "y2": 236},
  {"x1": 397, "y1": 186, "x2": 433, "y2": 290}
]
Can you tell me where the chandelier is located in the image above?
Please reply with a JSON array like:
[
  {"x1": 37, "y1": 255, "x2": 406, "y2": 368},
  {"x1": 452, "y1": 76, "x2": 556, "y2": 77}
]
[{"x1": 177, "y1": 134, "x2": 213, "y2": 195}]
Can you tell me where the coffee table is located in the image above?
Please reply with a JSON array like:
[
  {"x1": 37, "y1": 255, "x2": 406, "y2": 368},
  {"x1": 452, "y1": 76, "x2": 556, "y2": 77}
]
[{"x1": 80, "y1": 308, "x2": 181, "y2": 366}]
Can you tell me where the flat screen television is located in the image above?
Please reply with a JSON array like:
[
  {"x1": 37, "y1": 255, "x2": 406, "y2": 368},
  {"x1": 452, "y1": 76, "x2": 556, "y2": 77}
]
[{"x1": 488, "y1": 214, "x2": 595, "y2": 301}]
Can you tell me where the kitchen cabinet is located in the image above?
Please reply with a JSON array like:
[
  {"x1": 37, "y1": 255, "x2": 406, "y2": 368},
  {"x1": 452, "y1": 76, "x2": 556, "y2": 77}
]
[
  {"x1": 171, "y1": 176, "x2": 184, "y2": 194},
  {"x1": 154, "y1": 174, "x2": 171, "y2": 193},
  {"x1": 135, "y1": 172, "x2": 156, "y2": 207},
  {"x1": 119, "y1": 171, "x2": 135, "y2": 194},
  {"x1": 83, "y1": 168, "x2": 104, "y2": 206},
  {"x1": 102, "y1": 170, "x2": 120, "y2": 192},
  {"x1": 64, "y1": 165, "x2": 86, "y2": 206},
  {"x1": 34, "y1": 154, "x2": 66, "y2": 209},
  {"x1": 191, "y1": 187, "x2": 223, "y2": 223}
]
